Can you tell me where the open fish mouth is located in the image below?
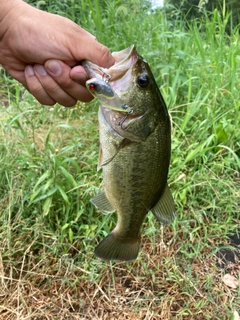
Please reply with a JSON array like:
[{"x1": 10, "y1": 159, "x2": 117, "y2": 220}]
[
  {"x1": 82, "y1": 45, "x2": 138, "y2": 113},
  {"x1": 82, "y1": 45, "x2": 137, "y2": 81}
]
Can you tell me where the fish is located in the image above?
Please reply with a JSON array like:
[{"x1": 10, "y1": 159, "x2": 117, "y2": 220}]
[{"x1": 82, "y1": 45, "x2": 175, "y2": 261}]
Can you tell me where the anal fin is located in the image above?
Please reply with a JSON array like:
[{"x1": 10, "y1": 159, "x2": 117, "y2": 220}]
[
  {"x1": 91, "y1": 190, "x2": 115, "y2": 214},
  {"x1": 151, "y1": 184, "x2": 176, "y2": 225}
]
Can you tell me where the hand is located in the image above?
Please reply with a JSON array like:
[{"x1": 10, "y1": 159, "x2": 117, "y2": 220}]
[{"x1": 0, "y1": 0, "x2": 115, "y2": 106}]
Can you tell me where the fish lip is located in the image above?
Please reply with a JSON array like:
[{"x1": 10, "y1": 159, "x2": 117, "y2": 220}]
[
  {"x1": 111, "y1": 44, "x2": 136, "y2": 68},
  {"x1": 82, "y1": 45, "x2": 138, "y2": 113},
  {"x1": 81, "y1": 44, "x2": 137, "y2": 81},
  {"x1": 81, "y1": 61, "x2": 108, "y2": 81}
]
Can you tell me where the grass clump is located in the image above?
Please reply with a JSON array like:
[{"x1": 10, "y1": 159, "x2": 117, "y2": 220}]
[{"x1": 0, "y1": 2, "x2": 239, "y2": 319}]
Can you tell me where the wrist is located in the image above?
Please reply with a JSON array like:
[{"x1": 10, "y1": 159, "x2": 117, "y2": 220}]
[{"x1": 0, "y1": 0, "x2": 29, "y2": 40}]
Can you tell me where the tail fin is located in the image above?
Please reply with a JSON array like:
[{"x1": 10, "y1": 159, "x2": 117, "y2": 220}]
[{"x1": 94, "y1": 232, "x2": 140, "y2": 261}]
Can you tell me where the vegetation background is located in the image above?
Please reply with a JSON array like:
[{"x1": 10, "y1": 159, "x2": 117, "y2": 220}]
[
  {"x1": 167, "y1": 0, "x2": 240, "y2": 29},
  {"x1": 0, "y1": 0, "x2": 239, "y2": 319}
]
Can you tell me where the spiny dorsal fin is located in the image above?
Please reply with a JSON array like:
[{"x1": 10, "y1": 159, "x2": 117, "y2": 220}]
[
  {"x1": 151, "y1": 184, "x2": 176, "y2": 225},
  {"x1": 91, "y1": 190, "x2": 115, "y2": 214}
]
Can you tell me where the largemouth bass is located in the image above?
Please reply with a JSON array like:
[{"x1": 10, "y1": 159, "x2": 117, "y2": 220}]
[{"x1": 82, "y1": 45, "x2": 175, "y2": 261}]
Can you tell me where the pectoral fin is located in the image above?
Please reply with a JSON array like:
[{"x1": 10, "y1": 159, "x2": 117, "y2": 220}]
[
  {"x1": 98, "y1": 138, "x2": 131, "y2": 169},
  {"x1": 151, "y1": 184, "x2": 176, "y2": 225},
  {"x1": 91, "y1": 190, "x2": 115, "y2": 214},
  {"x1": 97, "y1": 143, "x2": 119, "y2": 169}
]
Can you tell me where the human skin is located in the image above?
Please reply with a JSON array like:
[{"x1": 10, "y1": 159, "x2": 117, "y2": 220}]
[{"x1": 0, "y1": 0, "x2": 115, "y2": 106}]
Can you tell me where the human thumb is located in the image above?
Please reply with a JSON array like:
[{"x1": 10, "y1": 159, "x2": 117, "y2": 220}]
[{"x1": 72, "y1": 31, "x2": 115, "y2": 68}]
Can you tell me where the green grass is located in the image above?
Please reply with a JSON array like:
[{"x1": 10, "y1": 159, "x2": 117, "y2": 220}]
[{"x1": 0, "y1": 1, "x2": 239, "y2": 319}]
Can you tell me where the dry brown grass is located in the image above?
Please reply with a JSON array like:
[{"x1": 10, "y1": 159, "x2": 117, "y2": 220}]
[{"x1": 0, "y1": 229, "x2": 239, "y2": 320}]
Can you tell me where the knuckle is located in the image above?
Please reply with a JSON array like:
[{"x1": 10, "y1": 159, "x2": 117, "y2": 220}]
[
  {"x1": 28, "y1": 83, "x2": 55, "y2": 105},
  {"x1": 92, "y1": 40, "x2": 112, "y2": 67},
  {"x1": 99, "y1": 45, "x2": 111, "y2": 63},
  {"x1": 25, "y1": 72, "x2": 56, "y2": 105},
  {"x1": 59, "y1": 78, "x2": 73, "y2": 90}
]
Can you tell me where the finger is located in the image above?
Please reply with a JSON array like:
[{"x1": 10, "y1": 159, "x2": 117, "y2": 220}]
[
  {"x1": 72, "y1": 33, "x2": 115, "y2": 68},
  {"x1": 34, "y1": 64, "x2": 77, "y2": 107},
  {"x1": 89, "y1": 41, "x2": 115, "y2": 68},
  {"x1": 45, "y1": 60, "x2": 93, "y2": 102},
  {"x1": 69, "y1": 65, "x2": 89, "y2": 83},
  {"x1": 25, "y1": 65, "x2": 56, "y2": 105}
]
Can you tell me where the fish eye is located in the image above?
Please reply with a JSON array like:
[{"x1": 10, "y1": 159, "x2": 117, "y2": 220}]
[{"x1": 137, "y1": 74, "x2": 150, "y2": 88}]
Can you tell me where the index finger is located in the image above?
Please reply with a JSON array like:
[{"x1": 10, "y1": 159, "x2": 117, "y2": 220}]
[
  {"x1": 72, "y1": 34, "x2": 115, "y2": 68},
  {"x1": 90, "y1": 41, "x2": 115, "y2": 68}
]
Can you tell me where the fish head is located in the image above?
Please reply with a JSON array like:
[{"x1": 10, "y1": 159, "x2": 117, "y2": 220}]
[{"x1": 82, "y1": 45, "x2": 163, "y2": 116}]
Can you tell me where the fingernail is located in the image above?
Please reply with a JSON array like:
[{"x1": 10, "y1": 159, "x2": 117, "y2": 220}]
[
  {"x1": 46, "y1": 60, "x2": 62, "y2": 76},
  {"x1": 35, "y1": 64, "x2": 47, "y2": 76},
  {"x1": 25, "y1": 65, "x2": 34, "y2": 76}
]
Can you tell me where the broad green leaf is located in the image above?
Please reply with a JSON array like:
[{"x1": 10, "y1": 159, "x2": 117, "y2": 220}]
[
  {"x1": 57, "y1": 185, "x2": 70, "y2": 204},
  {"x1": 30, "y1": 187, "x2": 58, "y2": 203},
  {"x1": 33, "y1": 170, "x2": 51, "y2": 190},
  {"x1": 59, "y1": 166, "x2": 77, "y2": 187},
  {"x1": 43, "y1": 196, "x2": 52, "y2": 216},
  {"x1": 69, "y1": 228, "x2": 74, "y2": 244}
]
